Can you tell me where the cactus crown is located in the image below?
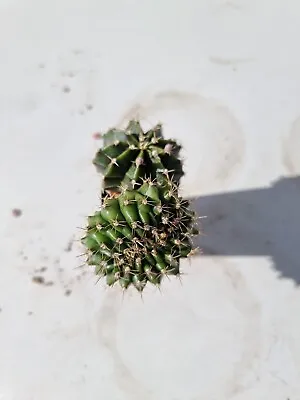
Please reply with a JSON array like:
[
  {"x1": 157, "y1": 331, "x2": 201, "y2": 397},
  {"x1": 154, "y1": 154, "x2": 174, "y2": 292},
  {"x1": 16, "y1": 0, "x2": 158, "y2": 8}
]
[
  {"x1": 93, "y1": 120, "x2": 184, "y2": 192},
  {"x1": 82, "y1": 120, "x2": 199, "y2": 292}
]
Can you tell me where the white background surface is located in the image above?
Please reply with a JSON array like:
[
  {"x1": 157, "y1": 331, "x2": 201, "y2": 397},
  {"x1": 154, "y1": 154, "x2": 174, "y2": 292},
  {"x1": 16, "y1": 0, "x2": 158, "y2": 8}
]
[{"x1": 1, "y1": 0, "x2": 300, "y2": 399}]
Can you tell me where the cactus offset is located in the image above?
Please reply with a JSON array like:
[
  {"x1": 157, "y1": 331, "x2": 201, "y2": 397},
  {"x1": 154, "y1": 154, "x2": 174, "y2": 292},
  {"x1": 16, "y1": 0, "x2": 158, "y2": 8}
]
[{"x1": 93, "y1": 120, "x2": 184, "y2": 192}]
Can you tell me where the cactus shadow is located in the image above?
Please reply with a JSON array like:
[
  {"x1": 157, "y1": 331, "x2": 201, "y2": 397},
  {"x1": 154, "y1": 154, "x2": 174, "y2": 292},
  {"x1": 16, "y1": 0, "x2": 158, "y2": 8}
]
[{"x1": 190, "y1": 176, "x2": 300, "y2": 284}]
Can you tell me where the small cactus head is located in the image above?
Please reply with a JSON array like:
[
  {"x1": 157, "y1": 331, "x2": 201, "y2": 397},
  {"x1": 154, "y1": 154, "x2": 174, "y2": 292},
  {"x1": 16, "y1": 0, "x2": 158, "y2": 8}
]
[
  {"x1": 81, "y1": 174, "x2": 198, "y2": 292},
  {"x1": 93, "y1": 120, "x2": 184, "y2": 192}
]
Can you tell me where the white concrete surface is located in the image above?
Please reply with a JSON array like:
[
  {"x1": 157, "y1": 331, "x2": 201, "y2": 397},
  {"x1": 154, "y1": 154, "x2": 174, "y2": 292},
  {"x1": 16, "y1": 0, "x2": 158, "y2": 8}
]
[{"x1": 1, "y1": 0, "x2": 300, "y2": 399}]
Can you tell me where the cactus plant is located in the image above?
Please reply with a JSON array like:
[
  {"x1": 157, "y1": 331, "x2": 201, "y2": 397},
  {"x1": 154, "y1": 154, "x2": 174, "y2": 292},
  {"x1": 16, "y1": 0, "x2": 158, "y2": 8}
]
[
  {"x1": 81, "y1": 174, "x2": 198, "y2": 291},
  {"x1": 82, "y1": 119, "x2": 199, "y2": 292},
  {"x1": 93, "y1": 119, "x2": 184, "y2": 192}
]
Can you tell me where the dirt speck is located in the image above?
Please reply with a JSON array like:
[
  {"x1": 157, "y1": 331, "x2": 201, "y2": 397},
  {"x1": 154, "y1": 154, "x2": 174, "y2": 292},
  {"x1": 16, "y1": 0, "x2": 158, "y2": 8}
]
[
  {"x1": 12, "y1": 208, "x2": 22, "y2": 217},
  {"x1": 35, "y1": 267, "x2": 47, "y2": 273},
  {"x1": 86, "y1": 104, "x2": 93, "y2": 111},
  {"x1": 32, "y1": 276, "x2": 45, "y2": 285},
  {"x1": 65, "y1": 289, "x2": 72, "y2": 296},
  {"x1": 32, "y1": 276, "x2": 53, "y2": 286},
  {"x1": 23, "y1": 256, "x2": 28, "y2": 261},
  {"x1": 62, "y1": 85, "x2": 71, "y2": 93},
  {"x1": 0, "y1": 308, "x2": 2, "y2": 313},
  {"x1": 38, "y1": 63, "x2": 45, "y2": 69},
  {"x1": 62, "y1": 71, "x2": 75, "y2": 78},
  {"x1": 93, "y1": 132, "x2": 102, "y2": 140},
  {"x1": 28, "y1": 311, "x2": 33, "y2": 316},
  {"x1": 65, "y1": 239, "x2": 74, "y2": 252},
  {"x1": 73, "y1": 49, "x2": 83, "y2": 55}
]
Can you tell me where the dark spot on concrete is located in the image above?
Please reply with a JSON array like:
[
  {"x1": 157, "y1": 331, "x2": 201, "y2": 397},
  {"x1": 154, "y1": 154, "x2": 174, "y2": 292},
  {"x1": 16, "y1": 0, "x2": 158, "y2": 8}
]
[
  {"x1": 12, "y1": 208, "x2": 22, "y2": 217},
  {"x1": 65, "y1": 239, "x2": 74, "y2": 252},
  {"x1": 0, "y1": 308, "x2": 2, "y2": 313},
  {"x1": 28, "y1": 311, "x2": 33, "y2": 316},
  {"x1": 62, "y1": 71, "x2": 75, "y2": 78},
  {"x1": 38, "y1": 63, "x2": 45, "y2": 69},
  {"x1": 73, "y1": 49, "x2": 83, "y2": 55},
  {"x1": 86, "y1": 104, "x2": 93, "y2": 111},
  {"x1": 62, "y1": 85, "x2": 71, "y2": 93},
  {"x1": 54, "y1": 258, "x2": 60, "y2": 264},
  {"x1": 32, "y1": 276, "x2": 54, "y2": 286},
  {"x1": 65, "y1": 289, "x2": 72, "y2": 296},
  {"x1": 35, "y1": 266, "x2": 47, "y2": 273},
  {"x1": 32, "y1": 276, "x2": 45, "y2": 285},
  {"x1": 58, "y1": 267, "x2": 64, "y2": 272},
  {"x1": 23, "y1": 256, "x2": 28, "y2": 261}
]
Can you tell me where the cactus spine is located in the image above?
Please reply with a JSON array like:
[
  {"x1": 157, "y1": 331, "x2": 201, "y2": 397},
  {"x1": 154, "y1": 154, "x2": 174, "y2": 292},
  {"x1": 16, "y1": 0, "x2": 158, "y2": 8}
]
[{"x1": 82, "y1": 119, "x2": 198, "y2": 291}]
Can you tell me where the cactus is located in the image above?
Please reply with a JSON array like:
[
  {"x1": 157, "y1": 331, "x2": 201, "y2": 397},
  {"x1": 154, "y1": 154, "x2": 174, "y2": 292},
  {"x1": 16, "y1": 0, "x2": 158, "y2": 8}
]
[
  {"x1": 82, "y1": 174, "x2": 198, "y2": 291},
  {"x1": 82, "y1": 119, "x2": 199, "y2": 292},
  {"x1": 93, "y1": 119, "x2": 184, "y2": 192}
]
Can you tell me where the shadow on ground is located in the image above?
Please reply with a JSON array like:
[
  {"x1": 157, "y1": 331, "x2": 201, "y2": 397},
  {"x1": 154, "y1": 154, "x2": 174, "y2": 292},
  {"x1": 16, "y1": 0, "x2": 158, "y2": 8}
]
[{"x1": 190, "y1": 176, "x2": 300, "y2": 283}]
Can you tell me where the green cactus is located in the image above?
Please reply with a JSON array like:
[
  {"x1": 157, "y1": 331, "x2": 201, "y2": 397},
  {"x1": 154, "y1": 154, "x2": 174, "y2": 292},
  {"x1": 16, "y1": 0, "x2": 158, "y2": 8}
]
[
  {"x1": 81, "y1": 174, "x2": 198, "y2": 291},
  {"x1": 93, "y1": 120, "x2": 184, "y2": 192}
]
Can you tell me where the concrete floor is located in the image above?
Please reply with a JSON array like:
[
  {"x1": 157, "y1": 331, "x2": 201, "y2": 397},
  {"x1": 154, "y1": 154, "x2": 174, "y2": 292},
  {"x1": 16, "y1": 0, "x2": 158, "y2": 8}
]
[{"x1": 1, "y1": 0, "x2": 300, "y2": 399}]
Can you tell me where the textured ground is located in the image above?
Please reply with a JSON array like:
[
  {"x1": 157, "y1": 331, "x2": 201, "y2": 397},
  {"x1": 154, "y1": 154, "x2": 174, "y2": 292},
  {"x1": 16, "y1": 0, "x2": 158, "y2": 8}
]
[{"x1": 1, "y1": 1, "x2": 300, "y2": 399}]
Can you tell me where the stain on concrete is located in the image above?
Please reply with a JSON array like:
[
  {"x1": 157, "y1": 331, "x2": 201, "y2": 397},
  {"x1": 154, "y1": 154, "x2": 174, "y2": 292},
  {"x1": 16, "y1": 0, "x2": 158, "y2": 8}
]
[
  {"x1": 98, "y1": 289, "x2": 152, "y2": 400},
  {"x1": 12, "y1": 208, "x2": 22, "y2": 217},
  {"x1": 32, "y1": 276, "x2": 54, "y2": 287},
  {"x1": 62, "y1": 85, "x2": 71, "y2": 93},
  {"x1": 209, "y1": 56, "x2": 254, "y2": 66},
  {"x1": 222, "y1": 262, "x2": 261, "y2": 397},
  {"x1": 34, "y1": 267, "x2": 47, "y2": 273},
  {"x1": 64, "y1": 238, "x2": 74, "y2": 252}
]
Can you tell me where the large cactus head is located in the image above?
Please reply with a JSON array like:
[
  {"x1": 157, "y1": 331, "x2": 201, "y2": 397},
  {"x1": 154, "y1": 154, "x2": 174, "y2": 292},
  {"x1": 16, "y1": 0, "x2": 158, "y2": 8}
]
[
  {"x1": 81, "y1": 174, "x2": 198, "y2": 292},
  {"x1": 93, "y1": 120, "x2": 184, "y2": 192}
]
